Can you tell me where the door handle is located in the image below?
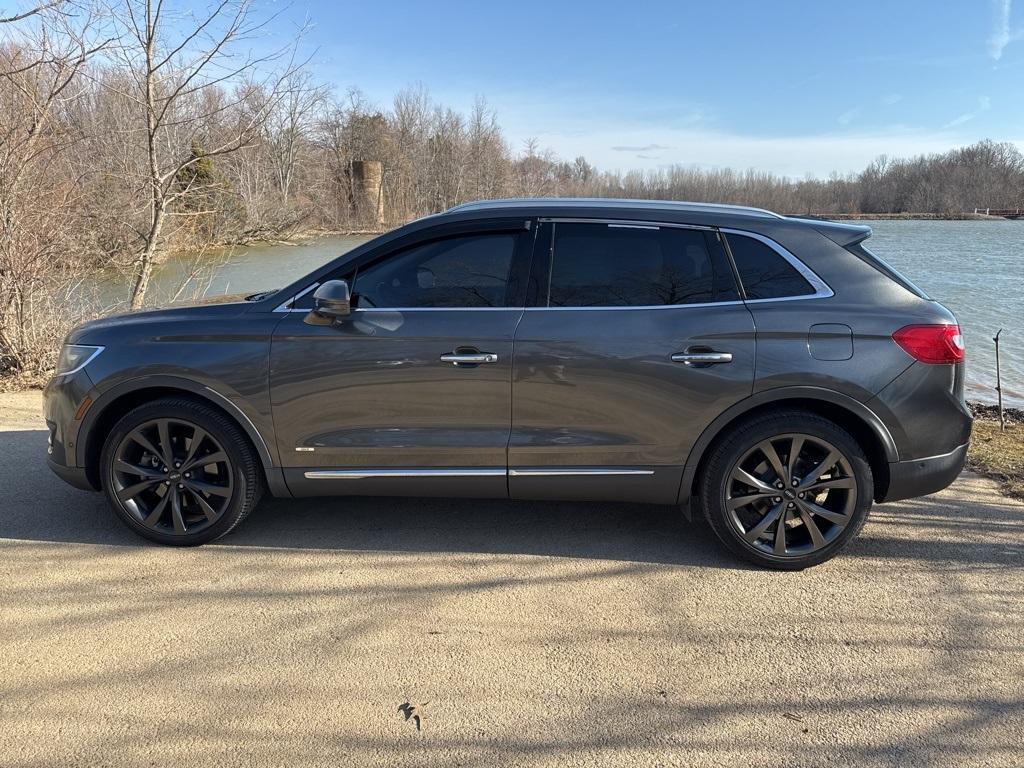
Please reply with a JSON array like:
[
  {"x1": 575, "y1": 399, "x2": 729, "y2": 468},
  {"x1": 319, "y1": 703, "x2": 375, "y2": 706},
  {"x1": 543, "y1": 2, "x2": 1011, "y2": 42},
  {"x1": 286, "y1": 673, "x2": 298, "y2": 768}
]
[
  {"x1": 440, "y1": 352, "x2": 499, "y2": 365},
  {"x1": 671, "y1": 351, "x2": 733, "y2": 365}
]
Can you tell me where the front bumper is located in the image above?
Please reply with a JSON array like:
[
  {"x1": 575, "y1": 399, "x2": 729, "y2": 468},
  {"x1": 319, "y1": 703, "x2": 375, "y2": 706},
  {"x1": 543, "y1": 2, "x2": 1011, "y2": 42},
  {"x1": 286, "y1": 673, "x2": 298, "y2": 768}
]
[
  {"x1": 879, "y1": 442, "x2": 968, "y2": 503},
  {"x1": 43, "y1": 368, "x2": 98, "y2": 490},
  {"x1": 46, "y1": 458, "x2": 94, "y2": 491}
]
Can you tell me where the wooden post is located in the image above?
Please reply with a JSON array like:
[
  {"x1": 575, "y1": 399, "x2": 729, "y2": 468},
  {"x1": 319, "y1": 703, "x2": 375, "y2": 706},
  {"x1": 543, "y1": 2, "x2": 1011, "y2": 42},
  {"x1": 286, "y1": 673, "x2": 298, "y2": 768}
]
[
  {"x1": 994, "y1": 329, "x2": 1005, "y2": 431},
  {"x1": 350, "y1": 160, "x2": 385, "y2": 230}
]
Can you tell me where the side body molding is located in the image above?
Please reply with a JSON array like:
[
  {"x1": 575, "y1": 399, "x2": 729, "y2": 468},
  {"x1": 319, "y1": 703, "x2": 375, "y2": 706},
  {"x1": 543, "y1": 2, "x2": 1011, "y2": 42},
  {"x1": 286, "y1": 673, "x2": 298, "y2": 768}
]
[
  {"x1": 675, "y1": 386, "x2": 899, "y2": 507},
  {"x1": 77, "y1": 375, "x2": 290, "y2": 497}
]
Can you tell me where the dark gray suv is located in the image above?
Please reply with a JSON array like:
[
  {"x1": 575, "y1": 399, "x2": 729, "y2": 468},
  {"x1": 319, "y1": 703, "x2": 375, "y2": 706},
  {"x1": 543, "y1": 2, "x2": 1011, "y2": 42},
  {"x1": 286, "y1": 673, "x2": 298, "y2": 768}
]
[{"x1": 44, "y1": 199, "x2": 971, "y2": 569}]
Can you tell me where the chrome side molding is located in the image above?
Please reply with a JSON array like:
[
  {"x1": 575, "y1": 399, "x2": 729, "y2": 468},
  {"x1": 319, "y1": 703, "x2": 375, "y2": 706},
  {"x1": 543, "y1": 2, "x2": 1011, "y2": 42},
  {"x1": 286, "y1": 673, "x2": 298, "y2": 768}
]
[{"x1": 303, "y1": 467, "x2": 657, "y2": 479}]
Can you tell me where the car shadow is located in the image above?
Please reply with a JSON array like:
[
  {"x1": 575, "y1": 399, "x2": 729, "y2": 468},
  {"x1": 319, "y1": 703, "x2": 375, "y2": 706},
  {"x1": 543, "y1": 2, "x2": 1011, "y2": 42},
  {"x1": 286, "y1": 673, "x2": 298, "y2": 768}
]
[
  {"x1": 1, "y1": 428, "x2": 738, "y2": 568},
  {"x1": 5, "y1": 427, "x2": 1021, "y2": 570}
]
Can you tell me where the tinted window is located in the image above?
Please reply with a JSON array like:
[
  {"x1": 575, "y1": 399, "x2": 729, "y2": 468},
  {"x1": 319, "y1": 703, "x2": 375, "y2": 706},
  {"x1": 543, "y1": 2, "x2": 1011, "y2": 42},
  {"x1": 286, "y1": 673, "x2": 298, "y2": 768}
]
[
  {"x1": 354, "y1": 234, "x2": 515, "y2": 308},
  {"x1": 547, "y1": 224, "x2": 738, "y2": 307},
  {"x1": 726, "y1": 234, "x2": 816, "y2": 299}
]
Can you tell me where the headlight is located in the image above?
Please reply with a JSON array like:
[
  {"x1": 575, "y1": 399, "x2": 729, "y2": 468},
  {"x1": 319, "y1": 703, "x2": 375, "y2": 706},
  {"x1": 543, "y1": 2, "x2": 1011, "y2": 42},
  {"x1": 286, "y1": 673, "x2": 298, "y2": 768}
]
[{"x1": 55, "y1": 344, "x2": 104, "y2": 376}]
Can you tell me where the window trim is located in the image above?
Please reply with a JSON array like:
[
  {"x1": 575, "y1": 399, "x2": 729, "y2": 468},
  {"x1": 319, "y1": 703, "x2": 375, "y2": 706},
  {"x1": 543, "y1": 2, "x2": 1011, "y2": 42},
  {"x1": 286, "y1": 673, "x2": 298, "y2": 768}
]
[
  {"x1": 528, "y1": 217, "x2": 741, "y2": 311},
  {"x1": 720, "y1": 228, "x2": 834, "y2": 303}
]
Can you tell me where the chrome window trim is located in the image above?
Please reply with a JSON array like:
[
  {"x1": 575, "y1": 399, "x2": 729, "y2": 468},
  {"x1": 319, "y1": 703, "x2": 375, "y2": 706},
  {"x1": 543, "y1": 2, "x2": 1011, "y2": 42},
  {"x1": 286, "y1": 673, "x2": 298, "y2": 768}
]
[
  {"x1": 539, "y1": 217, "x2": 715, "y2": 231},
  {"x1": 720, "y1": 228, "x2": 834, "y2": 302},
  {"x1": 304, "y1": 468, "x2": 506, "y2": 479},
  {"x1": 524, "y1": 300, "x2": 746, "y2": 312},
  {"x1": 282, "y1": 305, "x2": 523, "y2": 314}
]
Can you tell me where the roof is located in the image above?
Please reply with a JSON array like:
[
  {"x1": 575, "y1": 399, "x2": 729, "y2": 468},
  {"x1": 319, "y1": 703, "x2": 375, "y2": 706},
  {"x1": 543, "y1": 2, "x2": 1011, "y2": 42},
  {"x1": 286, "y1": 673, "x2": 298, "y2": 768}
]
[{"x1": 446, "y1": 197, "x2": 785, "y2": 220}]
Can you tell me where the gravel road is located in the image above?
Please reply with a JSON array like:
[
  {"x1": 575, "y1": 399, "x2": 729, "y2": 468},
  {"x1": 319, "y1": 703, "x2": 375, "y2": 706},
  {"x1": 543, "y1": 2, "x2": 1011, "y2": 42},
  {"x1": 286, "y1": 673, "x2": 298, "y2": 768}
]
[{"x1": 1, "y1": 390, "x2": 1021, "y2": 767}]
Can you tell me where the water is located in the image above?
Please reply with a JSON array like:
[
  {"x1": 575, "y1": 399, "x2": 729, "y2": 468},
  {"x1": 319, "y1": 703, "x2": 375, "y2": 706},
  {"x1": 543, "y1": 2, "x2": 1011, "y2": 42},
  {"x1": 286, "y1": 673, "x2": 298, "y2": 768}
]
[
  {"x1": 863, "y1": 220, "x2": 1024, "y2": 406},
  {"x1": 137, "y1": 221, "x2": 1023, "y2": 406}
]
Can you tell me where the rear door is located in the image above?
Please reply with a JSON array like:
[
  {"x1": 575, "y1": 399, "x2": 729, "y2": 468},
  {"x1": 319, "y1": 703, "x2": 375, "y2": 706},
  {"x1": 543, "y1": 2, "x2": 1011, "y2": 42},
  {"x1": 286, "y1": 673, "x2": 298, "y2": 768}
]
[
  {"x1": 270, "y1": 222, "x2": 533, "y2": 497},
  {"x1": 509, "y1": 219, "x2": 756, "y2": 503}
]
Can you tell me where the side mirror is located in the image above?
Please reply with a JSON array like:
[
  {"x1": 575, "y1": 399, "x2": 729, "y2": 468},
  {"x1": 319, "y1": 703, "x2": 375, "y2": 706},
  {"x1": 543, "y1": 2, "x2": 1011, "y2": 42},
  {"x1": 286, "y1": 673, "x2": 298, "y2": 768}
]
[{"x1": 304, "y1": 280, "x2": 351, "y2": 325}]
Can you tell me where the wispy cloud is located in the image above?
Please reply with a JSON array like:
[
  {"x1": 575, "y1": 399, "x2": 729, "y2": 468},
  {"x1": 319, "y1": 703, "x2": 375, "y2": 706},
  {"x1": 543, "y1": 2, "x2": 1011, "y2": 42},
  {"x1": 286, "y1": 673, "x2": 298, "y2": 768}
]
[
  {"x1": 944, "y1": 113, "x2": 976, "y2": 128},
  {"x1": 610, "y1": 143, "x2": 672, "y2": 152},
  {"x1": 882, "y1": 93, "x2": 903, "y2": 105},
  {"x1": 943, "y1": 95, "x2": 992, "y2": 129},
  {"x1": 989, "y1": 0, "x2": 1023, "y2": 59},
  {"x1": 837, "y1": 108, "x2": 861, "y2": 126}
]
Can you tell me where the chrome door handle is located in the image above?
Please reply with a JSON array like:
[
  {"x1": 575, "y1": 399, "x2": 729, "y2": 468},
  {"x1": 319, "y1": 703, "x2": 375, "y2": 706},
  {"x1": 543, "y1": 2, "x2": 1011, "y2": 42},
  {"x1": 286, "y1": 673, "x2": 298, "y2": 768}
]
[
  {"x1": 671, "y1": 352, "x2": 733, "y2": 365},
  {"x1": 440, "y1": 352, "x2": 498, "y2": 365}
]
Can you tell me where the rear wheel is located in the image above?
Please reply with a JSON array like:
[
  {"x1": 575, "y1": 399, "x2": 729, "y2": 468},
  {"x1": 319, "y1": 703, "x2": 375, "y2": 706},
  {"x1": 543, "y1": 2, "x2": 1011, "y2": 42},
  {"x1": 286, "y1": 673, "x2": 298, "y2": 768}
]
[
  {"x1": 100, "y1": 398, "x2": 262, "y2": 545},
  {"x1": 699, "y1": 410, "x2": 873, "y2": 570}
]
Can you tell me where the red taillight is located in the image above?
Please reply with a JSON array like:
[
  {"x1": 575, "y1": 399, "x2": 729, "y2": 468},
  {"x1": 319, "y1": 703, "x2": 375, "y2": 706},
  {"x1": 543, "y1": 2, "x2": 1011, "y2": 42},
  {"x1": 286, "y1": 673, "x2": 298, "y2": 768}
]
[{"x1": 892, "y1": 324, "x2": 965, "y2": 364}]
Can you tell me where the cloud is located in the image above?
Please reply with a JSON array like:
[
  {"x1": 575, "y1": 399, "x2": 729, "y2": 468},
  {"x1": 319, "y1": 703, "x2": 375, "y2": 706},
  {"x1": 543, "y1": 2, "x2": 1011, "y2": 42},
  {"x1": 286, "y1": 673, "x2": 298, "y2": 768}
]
[
  {"x1": 882, "y1": 93, "x2": 903, "y2": 105},
  {"x1": 989, "y1": 0, "x2": 1024, "y2": 59},
  {"x1": 610, "y1": 143, "x2": 672, "y2": 152},
  {"x1": 837, "y1": 108, "x2": 861, "y2": 126},
  {"x1": 942, "y1": 96, "x2": 991, "y2": 129},
  {"x1": 944, "y1": 113, "x2": 976, "y2": 128}
]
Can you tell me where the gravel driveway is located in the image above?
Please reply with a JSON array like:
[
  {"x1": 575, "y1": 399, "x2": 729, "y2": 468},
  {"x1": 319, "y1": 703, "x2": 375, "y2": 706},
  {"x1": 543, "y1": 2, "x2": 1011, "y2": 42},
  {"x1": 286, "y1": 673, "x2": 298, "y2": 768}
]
[{"x1": 1, "y1": 390, "x2": 1021, "y2": 767}]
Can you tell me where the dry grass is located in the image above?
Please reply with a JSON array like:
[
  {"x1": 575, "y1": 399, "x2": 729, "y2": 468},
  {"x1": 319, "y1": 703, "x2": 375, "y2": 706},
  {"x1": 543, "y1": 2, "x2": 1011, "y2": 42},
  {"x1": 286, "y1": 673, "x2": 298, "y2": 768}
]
[{"x1": 969, "y1": 417, "x2": 1024, "y2": 500}]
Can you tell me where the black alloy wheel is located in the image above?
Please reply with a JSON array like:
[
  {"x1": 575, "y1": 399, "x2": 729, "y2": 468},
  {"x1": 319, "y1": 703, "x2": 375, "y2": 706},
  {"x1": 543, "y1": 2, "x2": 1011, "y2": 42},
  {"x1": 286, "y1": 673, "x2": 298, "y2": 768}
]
[
  {"x1": 101, "y1": 398, "x2": 262, "y2": 545},
  {"x1": 700, "y1": 409, "x2": 873, "y2": 570}
]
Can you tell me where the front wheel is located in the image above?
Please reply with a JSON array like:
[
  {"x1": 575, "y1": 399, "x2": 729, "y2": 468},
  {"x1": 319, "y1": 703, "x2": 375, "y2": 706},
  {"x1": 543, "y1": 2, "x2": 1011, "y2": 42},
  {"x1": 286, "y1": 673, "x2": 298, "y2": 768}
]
[
  {"x1": 100, "y1": 398, "x2": 263, "y2": 545},
  {"x1": 699, "y1": 410, "x2": 873, "y2": 570}
]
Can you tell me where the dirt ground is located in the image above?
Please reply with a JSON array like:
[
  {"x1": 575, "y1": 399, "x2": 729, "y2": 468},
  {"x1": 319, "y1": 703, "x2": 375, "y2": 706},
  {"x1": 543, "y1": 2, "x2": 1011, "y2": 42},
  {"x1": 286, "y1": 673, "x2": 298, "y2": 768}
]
[{"x1": 1, "y1": 390, "x2": 1021, "y2": 767}]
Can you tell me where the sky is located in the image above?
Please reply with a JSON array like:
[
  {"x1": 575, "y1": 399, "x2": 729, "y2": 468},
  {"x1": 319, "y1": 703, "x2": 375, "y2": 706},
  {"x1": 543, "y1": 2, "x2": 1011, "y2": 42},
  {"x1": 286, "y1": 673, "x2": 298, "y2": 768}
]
[{"x1": 269, "y1": 0, "x2": 1024, "y2": 177}]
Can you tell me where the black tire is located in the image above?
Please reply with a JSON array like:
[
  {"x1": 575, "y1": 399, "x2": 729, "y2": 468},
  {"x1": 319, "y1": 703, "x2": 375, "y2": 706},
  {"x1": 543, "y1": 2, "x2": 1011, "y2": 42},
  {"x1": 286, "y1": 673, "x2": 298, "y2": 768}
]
[
  {"x1": 100, "y1": 397, "x2": 263, "y2": 546},
  {"x1": 699, "y1": 409, "x2": 873, "y2": 570}
]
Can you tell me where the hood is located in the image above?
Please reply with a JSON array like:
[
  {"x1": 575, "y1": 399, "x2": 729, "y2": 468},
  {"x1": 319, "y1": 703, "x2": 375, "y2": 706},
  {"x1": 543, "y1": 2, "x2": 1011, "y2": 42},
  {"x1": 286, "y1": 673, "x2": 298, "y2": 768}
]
[{"x1": 67, "y1": 297, "x2": 253, "y2": 344}]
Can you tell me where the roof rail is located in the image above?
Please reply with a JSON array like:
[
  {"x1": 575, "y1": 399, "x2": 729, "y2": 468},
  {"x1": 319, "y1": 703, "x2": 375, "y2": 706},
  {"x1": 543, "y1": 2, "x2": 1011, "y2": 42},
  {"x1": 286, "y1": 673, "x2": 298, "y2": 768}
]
[{"x1": 445, "y1": 197, "x2": 785, "y2": 219}]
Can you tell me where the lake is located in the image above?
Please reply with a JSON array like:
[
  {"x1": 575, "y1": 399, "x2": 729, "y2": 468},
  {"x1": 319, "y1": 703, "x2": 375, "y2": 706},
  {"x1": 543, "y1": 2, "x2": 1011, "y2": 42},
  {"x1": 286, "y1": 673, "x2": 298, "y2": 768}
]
[{"x1": 140, "y1": 220, "x2": 1023, "y2": 406}]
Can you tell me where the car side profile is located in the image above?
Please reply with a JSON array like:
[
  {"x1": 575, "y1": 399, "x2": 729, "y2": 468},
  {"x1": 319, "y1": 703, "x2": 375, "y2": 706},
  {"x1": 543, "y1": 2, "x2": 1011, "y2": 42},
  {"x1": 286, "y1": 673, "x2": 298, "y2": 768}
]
[{"x1": 44, "y1": 198, "x2": 971, "y2": 569}]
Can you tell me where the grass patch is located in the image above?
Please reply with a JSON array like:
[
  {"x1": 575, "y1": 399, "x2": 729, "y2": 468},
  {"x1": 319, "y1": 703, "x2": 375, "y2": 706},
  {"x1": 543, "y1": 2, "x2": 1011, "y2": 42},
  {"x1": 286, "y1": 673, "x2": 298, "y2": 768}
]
[{"x1": 969, "y1": 417, "x2": 1024, "y2": 500}]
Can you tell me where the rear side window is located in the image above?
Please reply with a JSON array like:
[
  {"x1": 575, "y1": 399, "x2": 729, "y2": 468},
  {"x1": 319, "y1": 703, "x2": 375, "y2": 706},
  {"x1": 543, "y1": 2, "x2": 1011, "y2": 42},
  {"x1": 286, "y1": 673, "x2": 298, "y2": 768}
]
[
  {"x1": 546, "y1": 223, "x2": 739, "y2": 307},
  {"x1": 354, "y1": 233, "x2": 516, "y2": 308},
  {"x1": 726, "y1": 234, "x2": 816, "y2": 300}
]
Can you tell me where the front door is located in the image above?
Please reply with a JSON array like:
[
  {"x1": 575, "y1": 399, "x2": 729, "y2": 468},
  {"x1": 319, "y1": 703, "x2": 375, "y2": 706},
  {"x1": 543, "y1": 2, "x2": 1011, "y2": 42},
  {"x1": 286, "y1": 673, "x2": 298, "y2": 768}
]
[
  {"x1": 270, "y1": 228, "x2": 530, "y2": 497},
  {"x1": 509, "y1": 220, "x2": 757, "y2": 504}
]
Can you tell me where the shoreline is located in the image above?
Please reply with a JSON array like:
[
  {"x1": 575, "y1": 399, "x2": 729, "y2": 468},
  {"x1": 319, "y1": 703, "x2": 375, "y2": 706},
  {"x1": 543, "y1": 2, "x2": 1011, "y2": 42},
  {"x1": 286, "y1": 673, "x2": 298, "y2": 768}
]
[{"x1": 786, "y1": 212, "x2": 1015, "y2": 221}]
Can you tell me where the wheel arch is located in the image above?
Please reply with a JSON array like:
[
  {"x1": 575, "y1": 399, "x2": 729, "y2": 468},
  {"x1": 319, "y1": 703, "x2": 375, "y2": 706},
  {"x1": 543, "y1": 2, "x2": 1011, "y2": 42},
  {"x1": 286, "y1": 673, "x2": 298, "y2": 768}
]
[
  {"x1": 79, "y1": 376, "x2": 287, "y2": 496},
  {"x1": 678, "y1": 387, "x2": 897, "y2": 510}
]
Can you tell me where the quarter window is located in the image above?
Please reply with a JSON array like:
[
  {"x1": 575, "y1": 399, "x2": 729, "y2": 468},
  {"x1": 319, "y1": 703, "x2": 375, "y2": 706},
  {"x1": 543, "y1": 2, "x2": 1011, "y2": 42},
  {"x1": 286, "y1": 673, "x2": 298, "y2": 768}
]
[
  {"x1": 354, "y1": 233, "x2": 516, "y2": 308},
  {"x1": 726, "y1": 234, "x2": 816, "y2": 300},
  {"x1": 546, "y1": 223, "x2": 738, "y2": 307}
]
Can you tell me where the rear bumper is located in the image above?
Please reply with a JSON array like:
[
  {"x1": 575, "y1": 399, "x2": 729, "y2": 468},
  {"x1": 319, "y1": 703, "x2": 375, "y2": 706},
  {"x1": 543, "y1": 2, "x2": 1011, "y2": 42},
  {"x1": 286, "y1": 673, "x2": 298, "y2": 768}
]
[{"x1": 879, "y1": 442, "x2": 968, "y2": 503}]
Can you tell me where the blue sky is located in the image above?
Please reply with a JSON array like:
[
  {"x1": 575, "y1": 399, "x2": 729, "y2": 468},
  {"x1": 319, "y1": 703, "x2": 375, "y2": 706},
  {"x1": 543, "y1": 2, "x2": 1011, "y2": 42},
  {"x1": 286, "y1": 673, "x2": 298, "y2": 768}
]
[{"x1": 273, "y1": 0, "x2": 1024, "y2": 177}]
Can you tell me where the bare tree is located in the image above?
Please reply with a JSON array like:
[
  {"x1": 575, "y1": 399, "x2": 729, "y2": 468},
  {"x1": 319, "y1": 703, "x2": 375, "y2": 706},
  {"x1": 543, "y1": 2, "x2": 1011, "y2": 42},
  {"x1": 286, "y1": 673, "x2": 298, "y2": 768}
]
[
  {"x1": 104, "y1": 0, "x2": 298, "y2": 308},
  {"x1": 264, "y1": 68, "x2": 326, "y2": 206},
  {"x1": 0, "y1": 3, "x2": 105, "y2": 375}
]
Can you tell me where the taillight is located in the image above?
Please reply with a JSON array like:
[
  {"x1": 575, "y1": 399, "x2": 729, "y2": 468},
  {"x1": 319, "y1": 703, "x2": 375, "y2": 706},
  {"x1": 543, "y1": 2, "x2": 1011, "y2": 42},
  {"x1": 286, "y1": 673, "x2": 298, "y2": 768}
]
[{"x1": 892, "y1": 324, "x2": 965, "y2": 364}]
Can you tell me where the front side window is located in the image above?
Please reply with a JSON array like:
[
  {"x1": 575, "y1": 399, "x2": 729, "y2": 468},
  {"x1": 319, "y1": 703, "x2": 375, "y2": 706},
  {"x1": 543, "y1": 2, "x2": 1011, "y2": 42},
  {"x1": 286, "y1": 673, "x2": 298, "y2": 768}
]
[
  {"x1": 726, "y1": 234, "x2": 817, "y2": 300},
  {"x1": 354, "y1": 233, "x2": 516, "y2": 308},
  {"x1": 546, "y1": 223, "x2": 738, "y2": 307}
]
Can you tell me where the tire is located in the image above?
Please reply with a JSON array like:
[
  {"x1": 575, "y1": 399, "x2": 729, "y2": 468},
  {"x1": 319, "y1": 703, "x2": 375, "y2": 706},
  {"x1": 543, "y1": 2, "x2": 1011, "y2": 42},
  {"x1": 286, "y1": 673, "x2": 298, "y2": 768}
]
[
  {"x1": 99, "y1": 397, "x2": 263, "y2": 546},
  {"x1": 698, "y1": 409, "x2": 873, "y2": 570}
]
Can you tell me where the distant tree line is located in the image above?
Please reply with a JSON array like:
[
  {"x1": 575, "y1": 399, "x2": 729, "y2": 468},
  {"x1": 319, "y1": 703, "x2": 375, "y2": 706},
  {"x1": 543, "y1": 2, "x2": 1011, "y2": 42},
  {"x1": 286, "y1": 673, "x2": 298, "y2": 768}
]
[{"x1": 1, "y1": 0, "x2": 1023, "y2": 380}]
